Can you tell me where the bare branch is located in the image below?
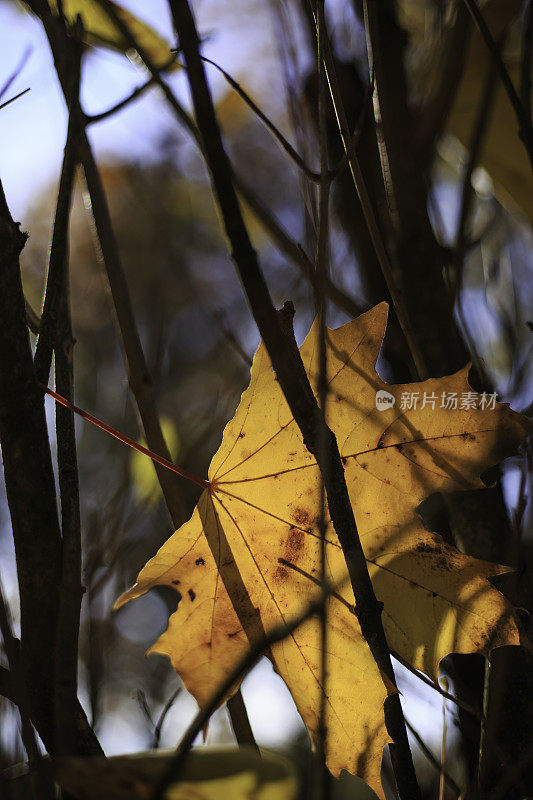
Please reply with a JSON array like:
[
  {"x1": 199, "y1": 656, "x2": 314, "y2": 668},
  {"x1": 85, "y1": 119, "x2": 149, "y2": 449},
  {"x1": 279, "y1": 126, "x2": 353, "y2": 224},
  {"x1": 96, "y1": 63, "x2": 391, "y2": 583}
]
[{"x1": 167, "y1": 3, "x2": 420, "y2": 798}]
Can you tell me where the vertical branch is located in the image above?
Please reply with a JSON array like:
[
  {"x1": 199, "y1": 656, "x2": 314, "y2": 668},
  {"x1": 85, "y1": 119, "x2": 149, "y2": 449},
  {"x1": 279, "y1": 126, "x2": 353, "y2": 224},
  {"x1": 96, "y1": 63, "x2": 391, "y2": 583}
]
[
  {"x1": 53, "y1": 34, "x2": 84, "y2": 755},
  {"x1": 29, "y1": 0, "x2": 257, "y2": 749},
  {"x1": 521, "y1": 0, "x2": 533, "y2": 122},
  {"x1": 0, "y1": 182, "x2": 60, "y2": 753},
  {"x1": 362, "y1": 0, "x2": 466, "y2": 376},
  {"x1": 167, "y1": 3, "x2": 420, "y2": 797},
  {"x1": 29, "y1": 19, "x2": 91, "y2": 756},
  {"x1": 80, "y1": 145, "x2": 189, "y2": 526},
  {"x1": 313, "y1": 3, "x2": 331, "y2": 798},
  {"x1": 316, "y1": 11, "x2": 429, "y2": 379},
  {"x1": 27, "y1": 0, "x2": 189, "y2": 529},
  {"x1": 33, "y1": 25, "x2": 82, "y2": 385}
]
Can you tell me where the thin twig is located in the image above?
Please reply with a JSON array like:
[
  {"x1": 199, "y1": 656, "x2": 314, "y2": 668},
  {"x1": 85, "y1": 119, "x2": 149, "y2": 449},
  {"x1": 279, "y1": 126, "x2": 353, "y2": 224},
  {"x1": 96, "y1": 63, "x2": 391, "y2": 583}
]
[
  {"x1": 521, "y1": 0, "x2": 533, "y2": 122},
  {"x1": 153, "y1": 687, "x2": 181, "y2": 749},
  {"x1": 40, "y1": 23, "x2": 86, "y2": 757},
  {"x1": 0, "y1": 45, "x2": 32, "y2": 100},
  {"x1": 404, "y1": 717, "x2": 460, "y2": 797},
  {"x1": 0, "y1": 87, "x2": 31, "y2": 111},
  {"x1": 33, "y1": 32, "x2": 82, "y2": 385},
  {"x1": 314, "y1": 3, "x2": 331, "y2": 796},
  {"x1": 319, "y1": 8, "x2": 429, "y2": 380},
  {"x1": 85, "y1": 53, "x2": 178, "y2": 125},
  {"x1": 28, "y1": 0, "x2": 190, "y2": 531},
  {"x1": 199, "y1": 55, "x2": 322, "y2": 181},
  {"x1": 168, "y1": 4, "x2": 420, "y2": 799},
  {"x1": 40, "y1": 384, "x2": 210, "y2": 490},
  {"x1": 439, "y1": 679, "x2": 449, "y2": 800},
  {"x1": 85, "y1": 77, "x2": 157, "y2": 124}
]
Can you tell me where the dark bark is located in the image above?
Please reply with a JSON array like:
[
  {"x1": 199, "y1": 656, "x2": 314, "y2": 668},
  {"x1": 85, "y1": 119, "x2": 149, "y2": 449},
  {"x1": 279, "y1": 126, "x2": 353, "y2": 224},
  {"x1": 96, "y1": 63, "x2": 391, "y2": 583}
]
[
  {"x1": 0, "y1": 185, "x2": 61, "y2": 752},
  {"x1": 0, "y1": 182, "x2": 102, "y2": 758}
]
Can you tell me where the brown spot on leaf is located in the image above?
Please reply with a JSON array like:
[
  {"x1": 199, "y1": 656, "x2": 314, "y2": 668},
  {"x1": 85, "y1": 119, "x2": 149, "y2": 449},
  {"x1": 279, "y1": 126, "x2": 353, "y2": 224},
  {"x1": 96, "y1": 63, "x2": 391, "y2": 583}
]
[
  {"x1": 292, "y1": 507, "x2": 311, "y2": 526},
  {"x1": 287, "y1": 525, "x2": 305, "y2": 555},
  {"x1": 195, "y1": 557, "x2": 206, "y2": 566},
  {"x1": 172, "y1": 579, "x2": 180, "y2": 585},
  {"x1": 415, "y1": 542, "x2": 441, "y2": 554},
  {"x1": 188, "y1": 589, "x2": 196, "y2": 601}
]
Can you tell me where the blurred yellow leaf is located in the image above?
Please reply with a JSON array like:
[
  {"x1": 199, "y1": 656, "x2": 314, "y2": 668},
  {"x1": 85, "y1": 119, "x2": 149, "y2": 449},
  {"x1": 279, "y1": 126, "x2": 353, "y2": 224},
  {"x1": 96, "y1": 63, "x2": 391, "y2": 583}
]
[
  {"x1": 130, "y1": 415, "x2": 180, "y2": 506},
  {"x1": 117, "y1": 304, "x2": 528, "y2": 798},
  {"x1": 21, "y1": 0, "x2": 175, "y2": 70},
  {"x1": 407, "y1": 0, "x2": 533, "y2": 222},
  {"x1": 52, "y1": 747, "x2": 297, "y2": 800}
]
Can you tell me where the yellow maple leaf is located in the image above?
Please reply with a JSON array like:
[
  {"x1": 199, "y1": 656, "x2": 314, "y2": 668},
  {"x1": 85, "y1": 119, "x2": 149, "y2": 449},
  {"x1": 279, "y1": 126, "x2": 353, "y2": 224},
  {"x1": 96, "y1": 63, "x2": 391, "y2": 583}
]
[{"x1": 116, "y1": 304, "x2": 529, "y2": 799}]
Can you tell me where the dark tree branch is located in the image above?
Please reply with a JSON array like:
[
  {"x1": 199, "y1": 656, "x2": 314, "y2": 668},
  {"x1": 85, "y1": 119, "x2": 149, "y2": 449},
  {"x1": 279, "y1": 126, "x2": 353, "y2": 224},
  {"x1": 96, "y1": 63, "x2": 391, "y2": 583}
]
[
  {"x1": 50, "y1": 29, "x2": 85, "y2": 757},
  {"x1": 0, "y1": 179, "x2": 61, "y2": 754},
  {"x1": 363, "y1": 0, "x2": 467, "y2": 377},
  {"x1": 314, "y1": 9, "x2": 428, "y2": 380},
  {"x1": 0, "y1": 664, "x2": 16, "y2": 703},
  {"x1": 33, "y1": 24, "x2": 81, "y2": 385},
  {"x1": 0, "y1": 176, "x2": 102, "y2": 759},
  {"x1": 313, "y1": 3, "x2": 332, "y2": 796},
  {"x1": 26, "y1": 0, "x2": 190, "y2": 529},
  {"x1": 167, "y1": 2, "x2": 420, "y2": 798},
  {"x1": 92, "y1": 0, "x2": 366, "y2": 326},
  {"x1": 521, "y1": 0, "x2": 533, "y2": 123}
]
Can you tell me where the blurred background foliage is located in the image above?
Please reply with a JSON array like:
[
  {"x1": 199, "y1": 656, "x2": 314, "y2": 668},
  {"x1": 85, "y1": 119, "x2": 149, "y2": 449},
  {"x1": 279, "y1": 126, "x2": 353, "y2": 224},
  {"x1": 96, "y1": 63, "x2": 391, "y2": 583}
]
[{"x1": 0, "y1": 0, "x2": 532, "y2": 798}]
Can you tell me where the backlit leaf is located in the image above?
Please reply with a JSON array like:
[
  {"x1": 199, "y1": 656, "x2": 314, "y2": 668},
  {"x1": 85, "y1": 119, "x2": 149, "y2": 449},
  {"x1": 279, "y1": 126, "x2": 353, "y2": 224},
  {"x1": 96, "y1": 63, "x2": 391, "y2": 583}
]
[{"x1": 116, "y1": 304, "x2": 529, "y2": 798}]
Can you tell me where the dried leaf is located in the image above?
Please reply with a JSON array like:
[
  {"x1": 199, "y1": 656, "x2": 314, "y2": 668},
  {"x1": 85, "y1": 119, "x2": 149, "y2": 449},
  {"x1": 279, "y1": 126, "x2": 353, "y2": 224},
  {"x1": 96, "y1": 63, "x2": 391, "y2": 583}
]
[{"x1": 117, "y1": 304, "x2": 529, "y2": 798}]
